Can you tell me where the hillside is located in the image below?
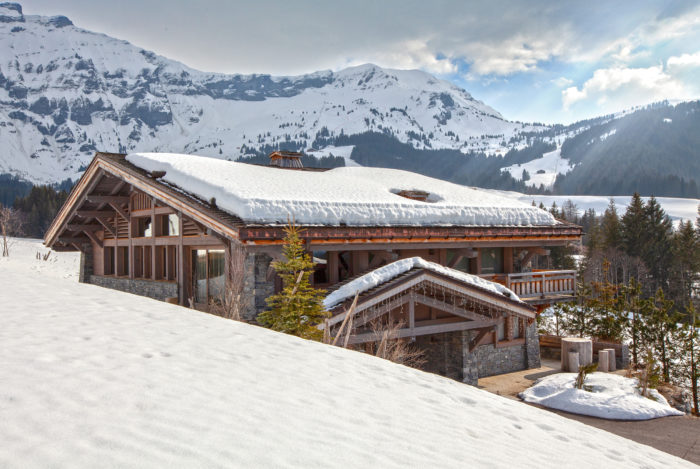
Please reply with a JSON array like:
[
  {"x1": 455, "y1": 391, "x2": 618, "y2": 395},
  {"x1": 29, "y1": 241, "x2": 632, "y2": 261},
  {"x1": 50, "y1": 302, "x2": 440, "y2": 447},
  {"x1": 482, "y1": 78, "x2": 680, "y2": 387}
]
[
  {"x1": 0, "y1": 2, "x2": 540, "y2": 185},
  {"x1": 0, "y1": 237, "x2": 695, "y2": 468}
]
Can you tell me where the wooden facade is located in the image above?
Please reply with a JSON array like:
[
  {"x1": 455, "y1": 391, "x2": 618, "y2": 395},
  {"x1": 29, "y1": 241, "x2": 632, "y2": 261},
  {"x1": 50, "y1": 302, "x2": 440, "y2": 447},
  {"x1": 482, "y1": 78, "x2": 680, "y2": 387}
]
[{"x1": 45, "y1": 152, "x2": 582, "y2": 310}]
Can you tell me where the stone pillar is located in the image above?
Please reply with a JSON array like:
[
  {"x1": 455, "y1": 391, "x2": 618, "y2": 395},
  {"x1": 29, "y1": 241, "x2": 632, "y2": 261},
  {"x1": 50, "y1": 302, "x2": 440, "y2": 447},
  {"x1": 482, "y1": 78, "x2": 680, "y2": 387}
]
[
  {"x1": 524, "y1": 320, "x2": 541, "y2": 369},
  {"x1": 461, "y1": 331, "x2": 479, "y2": 386},
  {"x1": 78, "y1": 242, "x2": 93, "y2": 284}
]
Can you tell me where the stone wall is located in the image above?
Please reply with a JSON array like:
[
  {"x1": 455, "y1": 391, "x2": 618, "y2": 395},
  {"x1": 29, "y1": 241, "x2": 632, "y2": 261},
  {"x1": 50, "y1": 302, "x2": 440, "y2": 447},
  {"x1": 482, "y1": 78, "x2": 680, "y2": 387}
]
[
  {"x1": 89, "y1": 275, "x2": 178, "y2": 301},
  {"x1": 414, "y1": 332, "x2": 464, "y2": 381},
  {"x1": 240, "y1": 252, "x2": 275, "y2": 322},
  {"x1": 78, "y1": 243, "x2": 93, "y2": 284},
  {"x1": 472, "y1": 342, "x2": 528, "y2": 378}
]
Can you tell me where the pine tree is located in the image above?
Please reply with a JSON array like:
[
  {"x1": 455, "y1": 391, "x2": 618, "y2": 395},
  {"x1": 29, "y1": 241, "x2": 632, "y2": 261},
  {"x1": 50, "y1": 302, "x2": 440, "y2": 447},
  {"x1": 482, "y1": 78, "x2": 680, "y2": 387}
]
[
  {"x1": 621, "y1": 193, "x2": 646, "y2": 258},
  {"x1": 586, "y1": 260, "x2": 627, "y2": 342},
  {"x1": 600, "y1": 199, "x2": 623, "y2": 250},
  {"x1": 258, "y1": 223, "x2": 329, "y2": 340},
  {"x1": 643, "y1": 196, "x2": 674, "y2": 293}
]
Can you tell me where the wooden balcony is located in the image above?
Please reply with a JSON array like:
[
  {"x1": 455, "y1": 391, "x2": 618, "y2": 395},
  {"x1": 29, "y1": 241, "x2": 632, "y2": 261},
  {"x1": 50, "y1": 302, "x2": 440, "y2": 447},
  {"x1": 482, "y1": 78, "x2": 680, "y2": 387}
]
[{"x1": 481, "y1": 270, "x2": 577, "y2": 306}]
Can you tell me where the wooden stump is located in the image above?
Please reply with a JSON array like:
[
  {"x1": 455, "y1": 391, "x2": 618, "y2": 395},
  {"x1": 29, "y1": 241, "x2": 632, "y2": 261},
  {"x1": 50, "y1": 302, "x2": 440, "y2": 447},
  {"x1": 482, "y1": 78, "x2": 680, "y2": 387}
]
[
  {"x1": 561, "y1": 338, "x2": 593, "y2": 371},
  {"x1": 598, "y1": 350, "x2": 609, "y2": 372},
  {"x1": 604, "y1": 348, "x2": 616, "y2": 371},
  {"x1": 568, "y1": 351, "x2": 580, "y2": 373}
]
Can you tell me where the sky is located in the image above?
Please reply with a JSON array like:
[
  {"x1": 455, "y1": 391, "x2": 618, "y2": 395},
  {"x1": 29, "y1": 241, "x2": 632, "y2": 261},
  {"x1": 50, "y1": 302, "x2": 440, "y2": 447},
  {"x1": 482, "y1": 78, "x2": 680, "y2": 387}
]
[{"x1": 18, "y1": 0, "x2": 700, "y2": 124}]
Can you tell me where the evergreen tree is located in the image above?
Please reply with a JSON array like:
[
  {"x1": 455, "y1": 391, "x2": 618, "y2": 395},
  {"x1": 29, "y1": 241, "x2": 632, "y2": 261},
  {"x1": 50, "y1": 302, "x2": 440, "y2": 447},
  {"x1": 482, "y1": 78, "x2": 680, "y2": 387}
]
[
  {"x1": 621, "y1": 193, "x2": 646, "y2": 258},
  {"x1": 586, "y1": 260, "x2": 627, "y2": 342},
  {"x1": 642, "y1": 196, "x2": 674, "y2": 293},
  {"x1": 258, "y1": 223, "x2": 329, "y2": 340},
  {"x1": 669, "y1": 220, "x2": 700, "y2": 310},
  {"x1": 600, "y1": 199, "x2": 623, "y2": 250}
]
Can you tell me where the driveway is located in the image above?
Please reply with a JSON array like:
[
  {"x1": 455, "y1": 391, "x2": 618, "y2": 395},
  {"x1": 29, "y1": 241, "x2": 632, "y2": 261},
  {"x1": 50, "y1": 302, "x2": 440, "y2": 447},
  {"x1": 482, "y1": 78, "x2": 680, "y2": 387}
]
[{"x1": 478, "y1": 359, "x2": 700, "y2": 465}]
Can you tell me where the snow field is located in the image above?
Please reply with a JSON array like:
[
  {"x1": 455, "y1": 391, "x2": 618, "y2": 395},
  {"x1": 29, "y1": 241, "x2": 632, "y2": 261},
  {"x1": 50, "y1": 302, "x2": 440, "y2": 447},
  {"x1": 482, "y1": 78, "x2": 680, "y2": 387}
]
[
  {"x1": 126, "y1": 152, "x2": 557, "y2": 227},
  {"x1": 502, "y1": 148, "x2": 575, "y2": 190},
  {"x1": 520, "y1": 373, "x2": 684, "y2": 420},
  {"x1": 0, "y1": 238, "x2": 694, "y2": 468}
]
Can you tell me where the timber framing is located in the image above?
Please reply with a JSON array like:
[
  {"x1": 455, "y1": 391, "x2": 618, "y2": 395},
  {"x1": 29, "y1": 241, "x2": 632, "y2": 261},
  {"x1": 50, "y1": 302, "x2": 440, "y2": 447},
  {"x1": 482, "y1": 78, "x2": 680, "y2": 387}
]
[{"x1": 45, "y1": 152, "x2": 582, "y2": 251}]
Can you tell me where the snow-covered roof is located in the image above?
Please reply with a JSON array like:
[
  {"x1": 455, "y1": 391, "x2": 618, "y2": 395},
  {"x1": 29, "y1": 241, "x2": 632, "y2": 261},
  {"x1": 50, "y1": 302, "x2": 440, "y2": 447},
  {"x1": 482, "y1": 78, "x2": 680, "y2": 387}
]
[
  {"x1": 126, "y1": 153, "x2": 558, "y2": 227},
  {"x1": 323, "y1": 257, "x2": 523, "y2": 310}
]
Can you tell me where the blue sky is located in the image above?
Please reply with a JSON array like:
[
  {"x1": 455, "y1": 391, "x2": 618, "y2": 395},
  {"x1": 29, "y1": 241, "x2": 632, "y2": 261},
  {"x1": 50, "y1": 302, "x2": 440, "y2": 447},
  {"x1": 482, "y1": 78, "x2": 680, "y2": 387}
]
[{"x1": 19, "y1": 0, "x2": 700, "y2": 124}]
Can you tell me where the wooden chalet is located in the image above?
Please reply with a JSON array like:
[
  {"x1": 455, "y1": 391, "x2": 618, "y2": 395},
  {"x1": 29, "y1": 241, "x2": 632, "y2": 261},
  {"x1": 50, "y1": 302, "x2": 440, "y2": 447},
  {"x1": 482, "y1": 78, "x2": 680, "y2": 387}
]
[{"x1": 45, "y1": 151, "x2": 583, "y2": 385}]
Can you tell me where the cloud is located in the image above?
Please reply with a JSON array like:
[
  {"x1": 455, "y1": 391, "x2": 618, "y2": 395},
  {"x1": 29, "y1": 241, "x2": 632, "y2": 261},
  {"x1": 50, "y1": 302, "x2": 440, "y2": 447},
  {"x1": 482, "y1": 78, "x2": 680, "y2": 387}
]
[
  {"x1": 343, "y1": 39, "x2": 457, "y2": 75},
  {"x1": 551, "y1": 77, "x2": 573, "y2": 88},
  {"x1": 561, "y1": 63, "x2": 695, "y2": 112},
  {"x1": 667, "y1": 51, "x2": 700, "y2": 68}
]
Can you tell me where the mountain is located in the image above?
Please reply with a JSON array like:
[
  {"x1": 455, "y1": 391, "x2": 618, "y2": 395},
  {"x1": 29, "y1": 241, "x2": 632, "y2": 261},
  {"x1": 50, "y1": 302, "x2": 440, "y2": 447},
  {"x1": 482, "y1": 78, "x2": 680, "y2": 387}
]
[
  {"x1": 0, "y1": 2, "x2": 698, "y2": 200},
  {"x1": 0, "y1": 2, "x2": 543, "y2": 185}
]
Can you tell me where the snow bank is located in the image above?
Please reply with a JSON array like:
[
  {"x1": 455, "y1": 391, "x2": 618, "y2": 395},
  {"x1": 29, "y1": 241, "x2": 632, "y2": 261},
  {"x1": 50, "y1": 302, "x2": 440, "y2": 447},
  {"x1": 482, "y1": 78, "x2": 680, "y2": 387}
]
[
  {"x1": 0, "y1": 238, "x2": 694, "y2": 468},
  {"x1": 324, "y1": 256, "x2": 521, "y2": 310},
  {"x1": 520, "y1": 373, "x2": 684, "y2": 420},
  {"x1": 126, "y1": 153, "x2": 557, "y2": 227}
]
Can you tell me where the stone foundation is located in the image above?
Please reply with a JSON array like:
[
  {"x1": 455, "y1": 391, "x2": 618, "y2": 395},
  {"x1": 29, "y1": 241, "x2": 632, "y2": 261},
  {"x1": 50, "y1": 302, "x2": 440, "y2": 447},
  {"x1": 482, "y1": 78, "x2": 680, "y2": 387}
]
[
  {"x1": 89, "y1": 275, "x2": 178, "y2": 301},
  {"x1": 414, "y1": 321, "x2": 542, "y2": 386},
  {"x1": 241, "y1": 252, "x2": 275, "y2": 321}
]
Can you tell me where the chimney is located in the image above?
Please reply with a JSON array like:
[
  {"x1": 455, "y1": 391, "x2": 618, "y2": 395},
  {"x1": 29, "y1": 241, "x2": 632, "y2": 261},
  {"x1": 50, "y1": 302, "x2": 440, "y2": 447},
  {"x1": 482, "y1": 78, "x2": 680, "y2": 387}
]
[{"x1": 268, "y1": 151, "x2": 303, "y2": 168}]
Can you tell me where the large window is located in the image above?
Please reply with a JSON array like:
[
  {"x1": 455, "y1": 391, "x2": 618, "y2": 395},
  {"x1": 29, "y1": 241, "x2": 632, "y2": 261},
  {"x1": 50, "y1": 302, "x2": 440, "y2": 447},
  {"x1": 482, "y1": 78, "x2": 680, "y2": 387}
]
[
  {"x1": 480, "y1": 248, "x2": 504, "y2": 275},
  {"x1": 158, "y1": 214, "x2": 179, "y2": 236},
  {"x1": 136, "y1": 217, "x2": 152, "y2": 237},
  {"x1": 192, "y1": 249, "x2": 225, "y2": 303}
]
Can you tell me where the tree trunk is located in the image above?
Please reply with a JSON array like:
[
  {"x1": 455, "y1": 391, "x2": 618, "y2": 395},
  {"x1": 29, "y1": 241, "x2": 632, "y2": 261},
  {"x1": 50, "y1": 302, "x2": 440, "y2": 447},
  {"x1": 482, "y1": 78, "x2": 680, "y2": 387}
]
[{"x1": 598, "y1": 350, "x2": 609, "y2": 372}]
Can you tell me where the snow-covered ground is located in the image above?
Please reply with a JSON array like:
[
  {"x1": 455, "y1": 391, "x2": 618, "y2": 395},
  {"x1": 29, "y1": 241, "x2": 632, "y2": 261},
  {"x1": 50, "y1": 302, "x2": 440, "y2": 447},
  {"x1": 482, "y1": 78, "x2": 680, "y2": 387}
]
[
  {"x1": 520, "y1": 373, "x2": 683, "y2": 420},
  {"x1": 306, "y1": 145, "x2": 361, "y2": 167},
  {"x1": 0, "y1": 237, "x2": 693, "y2": 468},
  {"x1": 502, "y1": 148, "x2": 575, "y2": 190},
  {"x1": 493, "y1": 191, "x2": 699, "y2": 225}
]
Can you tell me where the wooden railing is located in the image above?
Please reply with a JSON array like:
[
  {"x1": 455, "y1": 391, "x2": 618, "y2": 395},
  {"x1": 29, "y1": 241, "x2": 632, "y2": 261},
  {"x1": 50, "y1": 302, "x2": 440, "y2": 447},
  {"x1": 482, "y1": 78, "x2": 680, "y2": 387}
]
[{"x1": 481, "y1": 270, "x2": 576, "y2": 301}]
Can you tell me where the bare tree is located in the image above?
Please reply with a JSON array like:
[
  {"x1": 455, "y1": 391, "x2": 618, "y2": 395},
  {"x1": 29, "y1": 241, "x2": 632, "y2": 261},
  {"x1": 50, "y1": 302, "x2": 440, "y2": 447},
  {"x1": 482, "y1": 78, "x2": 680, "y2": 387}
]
[
  {"x1": 361, "y1": 319, "x2": 427, "y2": 368},
  {"x1": 0, "y1": 206, "x2": 23, "y2": 257},
  {"x1": 209, "y1": 242, "x2": 249, "y2": 320}
]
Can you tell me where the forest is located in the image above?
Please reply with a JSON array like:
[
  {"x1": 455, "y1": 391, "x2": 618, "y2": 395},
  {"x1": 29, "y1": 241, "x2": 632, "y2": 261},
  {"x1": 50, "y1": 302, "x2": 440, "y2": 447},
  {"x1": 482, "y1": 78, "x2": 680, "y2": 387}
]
[{"x1": 541, "y1": 195, "x2": 699, "y2": 411}]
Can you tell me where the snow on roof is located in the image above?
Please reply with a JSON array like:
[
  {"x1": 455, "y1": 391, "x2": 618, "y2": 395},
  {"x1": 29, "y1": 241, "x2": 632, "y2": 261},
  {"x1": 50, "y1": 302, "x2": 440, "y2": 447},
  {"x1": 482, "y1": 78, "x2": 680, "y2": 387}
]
[
  {"x1": 125, "y1": 152, "x2": 558, "y2": 227},
  {"x1": 1, "y1": 238, "x2": 694, "y2": 468},
  {"x1": 323, "y1": 256, "x2": 522, "y2": 310}
]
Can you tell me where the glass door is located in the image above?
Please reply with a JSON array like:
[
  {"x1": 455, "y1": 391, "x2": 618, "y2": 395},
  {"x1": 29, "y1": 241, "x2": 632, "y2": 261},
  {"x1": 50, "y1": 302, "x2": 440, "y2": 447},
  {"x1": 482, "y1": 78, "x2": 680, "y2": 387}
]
[{"x1": 192, "y1": 249, "x2": 226, "y2": 304}]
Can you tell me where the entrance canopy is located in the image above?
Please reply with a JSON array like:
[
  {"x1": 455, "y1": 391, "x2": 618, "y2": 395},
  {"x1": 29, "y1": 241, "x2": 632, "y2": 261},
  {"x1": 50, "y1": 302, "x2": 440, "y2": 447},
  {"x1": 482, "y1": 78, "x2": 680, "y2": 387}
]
[{"x1": 322, "y1": 257, "x2": 535, "y2": 345}]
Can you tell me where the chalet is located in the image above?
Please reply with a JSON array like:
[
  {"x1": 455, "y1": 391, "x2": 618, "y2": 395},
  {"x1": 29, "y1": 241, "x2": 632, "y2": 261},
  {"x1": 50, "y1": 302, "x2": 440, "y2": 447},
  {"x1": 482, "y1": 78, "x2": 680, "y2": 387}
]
[{"x1": 45, "y1": 151, "x2": 582, "y2": 385}]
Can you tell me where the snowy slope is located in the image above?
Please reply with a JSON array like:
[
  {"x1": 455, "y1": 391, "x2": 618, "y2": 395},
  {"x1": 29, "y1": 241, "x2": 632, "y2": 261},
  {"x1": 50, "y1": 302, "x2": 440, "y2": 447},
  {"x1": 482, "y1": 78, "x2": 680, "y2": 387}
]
[
  {"x1": 126, "y1": 152, "x2": 558, "y2": 226},
  {"x1": 495, "y1": 192, "x2": 700, "y2": 225},
  {"x1": 0, "y1": 3, "x2": 543, "y2": 184},
  {"x1": 502, "y1": 148, "x2": 575, "y2": 190},
  {"x1": 0, "y1": 237, "x2": 694, "y2": 468}
]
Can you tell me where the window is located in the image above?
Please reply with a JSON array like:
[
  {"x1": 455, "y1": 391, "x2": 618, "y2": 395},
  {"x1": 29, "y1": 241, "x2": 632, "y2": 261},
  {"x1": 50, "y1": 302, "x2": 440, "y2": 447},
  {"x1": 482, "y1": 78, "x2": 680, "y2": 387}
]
[
  {"x1": 313, "y1": 250, "x2": 328, "y2": 285},
  {"x1": 159, "y1": 214, "x2": 179, "y2": 236},
  {"x1": 480, "y1": 248, "x2": 504, "y2": 275},
  {"x1": 117, "y1": 247, "x2": 129, "y2": 276},
  {"x1": 104, "y1": 247, "x2": 114, "y2": 275},
  {"x1": 446, "y1": 250, "x2": 470, "y2": 273},
  {"x1": 136, "y1": 217, "x2": 152, "y2": 237},
  {"x1": 497, "y1": 320, "x2": 505, "y2": 341},
  {"x1": 512, "y1": 317, "x2": 521, "y2": 339},
  {"x1": 192, "y1": 249, "x2": 225, "y2": 303}
]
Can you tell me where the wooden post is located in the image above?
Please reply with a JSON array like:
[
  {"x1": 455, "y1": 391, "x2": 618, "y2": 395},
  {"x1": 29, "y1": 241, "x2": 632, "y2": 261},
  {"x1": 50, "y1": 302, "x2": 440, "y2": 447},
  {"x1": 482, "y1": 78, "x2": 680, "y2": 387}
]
[
  {"x1": 327, "y1": 251, "x2": 339, "y2": 284},
  {"x1": 408, "y1": 294, "x2": 415, "y2": 340},
  {"x1": 598, "y1": 350, "x2": 609, "y2": 372},
  {"x1": 568, "y1": 351, "x2": 580, "y2": 373},
  {"x1": 128, "y1": 195, "x2": 134, "y2": 279},
  {"x1": 604, "y1": 348, "x2": 616, "y2": 371},
  {"x1": 561, "y1": 338, "x2": 593, "y2": 371},
  {"x1": 504, "y1": 247, "x2": 514, "y2": 274},
  {"x1": 151, "y1": 198, "x2": 156, "y2": 280},
  {"x1": 177, "y1": 212, "x2": 186, "y2": 305}
]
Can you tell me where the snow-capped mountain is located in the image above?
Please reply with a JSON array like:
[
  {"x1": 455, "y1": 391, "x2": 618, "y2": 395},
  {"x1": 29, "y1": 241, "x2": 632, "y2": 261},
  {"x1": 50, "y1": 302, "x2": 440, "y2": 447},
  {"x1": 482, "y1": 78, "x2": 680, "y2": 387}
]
[{"x1": 0, "y1": 2, "x2": 543, "y2": 184}]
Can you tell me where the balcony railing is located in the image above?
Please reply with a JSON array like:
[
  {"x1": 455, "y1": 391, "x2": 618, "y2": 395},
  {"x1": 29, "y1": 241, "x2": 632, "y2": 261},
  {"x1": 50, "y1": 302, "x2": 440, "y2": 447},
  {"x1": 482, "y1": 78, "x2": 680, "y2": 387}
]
[{"x1": 481, "y1": 270, "x2": 577, "y2": 304}]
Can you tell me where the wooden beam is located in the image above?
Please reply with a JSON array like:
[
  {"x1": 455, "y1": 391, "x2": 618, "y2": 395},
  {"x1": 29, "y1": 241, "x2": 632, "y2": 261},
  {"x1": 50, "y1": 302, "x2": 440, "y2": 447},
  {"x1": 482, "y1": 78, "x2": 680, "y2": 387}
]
[
  {"x1": 87, "y1": 195, "x2": 129, "y2": 204},
  {"x1": 76, "y1": 210, "x2": 114, "y2": 218},
  {"x1": 469, "y1": 327, "x2": 494, "y2": 352},
  {"x1": 349, "y1": 318, "x2": 501, "y2": 344},
  {"x1": 408, "y1": 295, "x2": 415, "y2": 338},
  {"x1": 66, "y1": 224, "x2": 102, "y2": 231},
  {"x1": 109, "y1": 202, "x2": 129, "y2": 221},
  {"x1": 58, "y1": 236, "x2": 88, "y2": 244},
  {"x1": 178, "y1": 212, "x2": 186, "y2": 305},
  {"x1": 350, "y1": 295, "x2": 411, "y2": 329},
  {"x1": 95, "y1": 216, "x2": 116, "y2": 237},
  {"x1": 413, "y1": 293, "x2": 488, "y2": 321},
  {"x1": 83, "y1": 230, "x2": 103, "y2": 248}
]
